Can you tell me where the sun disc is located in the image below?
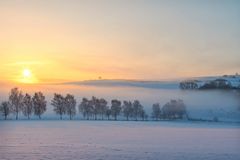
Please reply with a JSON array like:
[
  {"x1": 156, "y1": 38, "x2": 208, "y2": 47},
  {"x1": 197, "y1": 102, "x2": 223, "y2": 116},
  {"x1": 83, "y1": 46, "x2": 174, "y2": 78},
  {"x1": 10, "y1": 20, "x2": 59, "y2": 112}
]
[{"x1": 23, "y1": 69, "x2": 31, "y2": 78}]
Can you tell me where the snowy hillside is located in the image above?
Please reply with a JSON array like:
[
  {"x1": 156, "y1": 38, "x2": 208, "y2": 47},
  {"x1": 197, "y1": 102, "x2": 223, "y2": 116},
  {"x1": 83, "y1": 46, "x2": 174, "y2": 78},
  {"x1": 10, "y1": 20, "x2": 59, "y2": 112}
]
[
  {"x1": 200, "y1": 75, "x2": 240, "y2": 88},
  {"x1": 66, "y1": 75, "x2": 240, "y2": 90},
  {"x1": 180, "y1": 75, "x2": 240, "y2": 89},
  {"x1": 66, "y1": 79, "x2": 179, "y2": 89}
]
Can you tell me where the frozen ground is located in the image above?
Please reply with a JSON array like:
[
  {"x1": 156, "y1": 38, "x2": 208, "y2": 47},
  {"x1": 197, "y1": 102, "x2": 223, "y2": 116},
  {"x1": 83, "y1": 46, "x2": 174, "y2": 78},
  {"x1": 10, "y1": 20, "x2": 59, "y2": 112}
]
[{"x1": 0, "y1": 121, "x2": 239, "y2": 160}]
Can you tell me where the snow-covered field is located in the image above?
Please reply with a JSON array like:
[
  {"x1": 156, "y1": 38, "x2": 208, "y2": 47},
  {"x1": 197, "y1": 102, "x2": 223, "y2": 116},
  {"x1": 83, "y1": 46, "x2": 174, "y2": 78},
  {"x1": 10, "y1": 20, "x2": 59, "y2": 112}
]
[{"x1": 0, "y1": 121, "x2": 239, "y2": 160}]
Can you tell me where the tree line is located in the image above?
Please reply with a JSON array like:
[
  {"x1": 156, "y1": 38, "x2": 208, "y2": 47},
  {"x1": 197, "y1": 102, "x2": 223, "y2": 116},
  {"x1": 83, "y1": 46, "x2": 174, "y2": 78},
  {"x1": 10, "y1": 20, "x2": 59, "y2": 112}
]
[
  {"x1": 0, "y1": 88, "x2": 187, "y2": 121},
  {"x1": 179, "y1": 78, "x2": 239, "y2": 90}
]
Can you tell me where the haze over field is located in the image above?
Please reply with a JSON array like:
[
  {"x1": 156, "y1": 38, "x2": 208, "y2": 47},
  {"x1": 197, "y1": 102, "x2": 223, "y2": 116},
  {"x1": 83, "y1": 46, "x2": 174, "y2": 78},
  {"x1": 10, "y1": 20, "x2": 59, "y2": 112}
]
[{"x1": 0, "y1": 80, "x2": 239, "y2": 123}]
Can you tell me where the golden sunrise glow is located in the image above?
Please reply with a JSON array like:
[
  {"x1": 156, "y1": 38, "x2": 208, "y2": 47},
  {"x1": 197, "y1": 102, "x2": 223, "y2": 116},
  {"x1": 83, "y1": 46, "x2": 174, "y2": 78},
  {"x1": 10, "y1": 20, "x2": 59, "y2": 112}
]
[
  {"x1": 0, "y1": 1, "x2": 239, "y2": 85},
  {"x1": 18, "y1": 68, "x2": 38, "y2": 84}
]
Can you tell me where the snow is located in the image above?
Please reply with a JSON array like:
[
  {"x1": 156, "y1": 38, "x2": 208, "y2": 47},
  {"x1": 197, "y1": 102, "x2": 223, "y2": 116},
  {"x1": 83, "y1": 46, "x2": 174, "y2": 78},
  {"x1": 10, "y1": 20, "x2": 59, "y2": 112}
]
[
  {"x1": 0, "y1": 121, "x2": 239, "y2": 160},
  {"x1": 192, "y1": 75, "x2": 240, "y2": 88}
]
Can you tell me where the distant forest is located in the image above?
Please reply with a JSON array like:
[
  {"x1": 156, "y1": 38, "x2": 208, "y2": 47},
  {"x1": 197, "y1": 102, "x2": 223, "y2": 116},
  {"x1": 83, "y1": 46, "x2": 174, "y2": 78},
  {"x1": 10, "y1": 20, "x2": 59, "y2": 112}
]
[
  {"x1": 0, "y1": 88, "x2": 187, "y2": 121},
  {"x1": 179, "y1": 77, "x2": 240, "y2": 90}
]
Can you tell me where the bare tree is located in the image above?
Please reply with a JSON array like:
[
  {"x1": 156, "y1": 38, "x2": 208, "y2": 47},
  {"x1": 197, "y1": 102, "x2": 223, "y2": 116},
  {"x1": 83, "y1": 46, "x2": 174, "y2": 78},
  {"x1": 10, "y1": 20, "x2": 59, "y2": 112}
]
[
  {"x1": 91, "y1": 96, "x2": 100, "y2": 120},
  {"x1": 89, "y1": 97, "x2": 108, "y2": 120},
  {"x1": 8, "y1": 88, "x2": 24, "y2": 120},
  {"x1": 175, "y1": 99, "x2": 186, "y2": 119},
  {"x1": 132, "y1": 100, "x2": 143, "y2": 121},
  {"x1": 79, "y1": 98, "x2": 93, "y2": 120},
  {"x1": 33, "y1": 92, "x2": 47, "y2": 119},
  {"x1": 139, "y1": 108, "x2": 148, "y2": 121},
  {"x1": 111, "y1": 99, "x2": 121, "y2": 120},
  {"x1": 152, "y1": 103, "x2": 161, "y2": 121},
  {"x1": 162, "y1": 99, "x2": 186, "y2": 119},
  {"x1": 99, "y1": 98, "x2": 107, "y2": 120},
  {"x1": 105, "y1": 107, "x2": 111, "y2": 120},
  {"x1": 122, "y1": 101, "x2": 133, "y2": 121},
  {"x1": 65, "y1": 94, "x2": 76, "y2": 120},
  {"x1": 0, "y1": 101, "x2": 10, "y2": 120},
  {"x1": 51, "y1": 93, "x2": 65, "y2": 120},
  {"x1": 22, "y1": 93, "x2": 33, "y2": 120}
]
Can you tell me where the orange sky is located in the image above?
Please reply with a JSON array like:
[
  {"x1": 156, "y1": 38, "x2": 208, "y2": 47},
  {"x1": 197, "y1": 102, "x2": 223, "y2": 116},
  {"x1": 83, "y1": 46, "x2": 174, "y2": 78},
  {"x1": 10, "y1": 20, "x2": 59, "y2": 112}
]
[{"x1": 0, "y1": 0, "x2": 239, "y2": 84}]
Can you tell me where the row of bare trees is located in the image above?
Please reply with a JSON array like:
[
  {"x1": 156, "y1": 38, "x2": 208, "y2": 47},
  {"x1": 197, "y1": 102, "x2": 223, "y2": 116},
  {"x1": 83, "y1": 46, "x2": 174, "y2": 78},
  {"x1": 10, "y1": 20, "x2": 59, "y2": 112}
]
[
  {"x1": 51, "y1": 93, "x2": 77, "y2": 120},
  {"x1": 0, "y1": 88, "x2": 187, "y2": 120},
  {"x1": 0, "y1": 88, "x2": 47, "y2": 120},
  {"x1": 79, "y1": 97, "x2": 148, "y2": 121}
]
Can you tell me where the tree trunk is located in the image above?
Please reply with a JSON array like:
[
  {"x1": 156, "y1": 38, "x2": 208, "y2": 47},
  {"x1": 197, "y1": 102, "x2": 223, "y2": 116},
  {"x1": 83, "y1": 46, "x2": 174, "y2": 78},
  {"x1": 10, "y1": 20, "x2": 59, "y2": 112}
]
[
  {"x1": 16, "y1": 112, "x2": 18, "y2": 120},
  {"x1": 16, "y1": 106, "x2": 19, "y2": 120}
]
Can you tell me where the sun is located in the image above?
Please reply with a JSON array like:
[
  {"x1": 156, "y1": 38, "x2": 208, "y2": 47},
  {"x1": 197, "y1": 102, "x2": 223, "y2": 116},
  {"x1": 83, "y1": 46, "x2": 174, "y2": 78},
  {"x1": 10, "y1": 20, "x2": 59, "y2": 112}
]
[
  {"x1": 23, "y1": 69, "x2": 31, "y2": 78},
  {"x1": 19, "y1": 68, "x2": 38, "y2": 84}
]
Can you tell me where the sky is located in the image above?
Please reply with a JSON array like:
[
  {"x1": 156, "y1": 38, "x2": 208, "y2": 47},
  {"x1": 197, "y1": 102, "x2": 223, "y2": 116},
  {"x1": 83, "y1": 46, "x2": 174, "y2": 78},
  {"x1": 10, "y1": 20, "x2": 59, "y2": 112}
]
[{"x1": 0, "y1": 0, "x2": 239, "y2": 84}]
